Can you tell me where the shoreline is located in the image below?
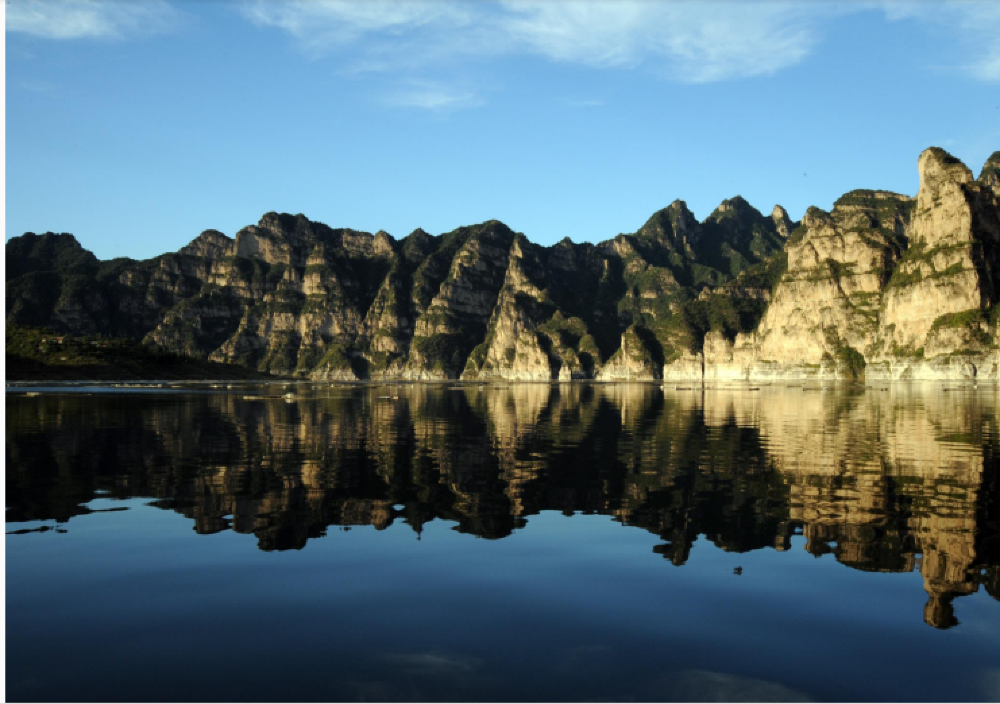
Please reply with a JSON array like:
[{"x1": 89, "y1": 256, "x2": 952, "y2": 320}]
[{"x1": 5, "y1": 378, "x2": 993, "y2": 390}]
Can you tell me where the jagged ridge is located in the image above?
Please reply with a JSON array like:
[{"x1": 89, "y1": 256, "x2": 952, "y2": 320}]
[
  {"x1": 6, "y1": 147, "x2": 1000, "y2": 381},
  {"x1": 6, "y1": 197, "x2": 789, "y2": 379}
]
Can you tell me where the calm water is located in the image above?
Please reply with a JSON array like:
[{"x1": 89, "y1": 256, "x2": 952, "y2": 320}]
[{"x1": 6, "y1": 382, "x2": 1000, "y2": 702}]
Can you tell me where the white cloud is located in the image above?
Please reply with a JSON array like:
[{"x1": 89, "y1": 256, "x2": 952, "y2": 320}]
[
  {"x1": 948, "y1": 4, "x2": 1000, "y2": 82},
  {"x1": 498, "y1": 1, "x2": 650, "y2": 68},
  {"x1": 241, "y1": 0, "x2": 1000, "y2": 85},
  {"x1": 382, "y1": 80, "x2": 484, "y2": 112},
  {"x1": 974, "y1": 52, "x2": 1000, "y2": 83},
  {"x1": 15, "y1": 0, "x2": 996, "y2": 86},
  {"x1": 242, "y1": 0, "x2": 823, "y2": 83},
  {"x1": 6, "y1": 0, "x2": 177, "y2": 40},
  {"x1": 498, "y1": 1, "x2": 819, "y2": 83},
  {"x1": 242, "y1": 0, "x2": 475, "y2": 55}
]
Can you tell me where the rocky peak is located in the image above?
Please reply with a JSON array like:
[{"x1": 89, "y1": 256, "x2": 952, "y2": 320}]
[
  {"x1": 832, "y1": 190, "x2": 914, "y2": 232},
  {"x1": 668, "y1": 198, "x2": 692, "y2": 214},
  {"x1": 480, "y1": 219, "x2": 516, "y2": 238},
  {"x1": 230, "y1": 212, "x2": 332, "y2": 266},
  {"x1": 692, "y1": 195, "x2": 786, "y2": 279},
  {"x1": 918, "y1": 147, "x2": 974, "y2": 205},
  {"x1": 704, "y1": 196, "x2": 768, "y2": 237},
  {"x1": 801, "y1": 206, "x2": 831, "y2": 230},
  {"x1": 257, "y1": 212, "x2": 317, "y2": 245},
  {"x1": 709, "y1": 195, "x2": 756, "y2": 221},
  {"x1": 403, "y1": 227, "x2": 433, "y2": 248},
  {"x1": 5, "y1": 232, "x2": 99, "y2": 280},
  {"x1": 906, "y1": 148, "x2": 988, "y2": 253},
  {"x1": 834, "y1": 190, "x2": 913, "y2": 207},
  {"x1": 402, "y1": 228, "x2": 435, "y2": 262},
  {"x1": 257, "y1": 211, "x2": 288, "y2": 234},
  {"x1": 771, "y1": 205, "x2": 794, "y2": 238},
  {"x1": 179, "y1": 229, "x2": 233, "y2": 259},
  {"x1": 668, "y1": 199, "x2": 699, "y2": 232},
  {"x1": 372, "y1": 230, "x2": 395, "y2": 256},
  {"x1": 979, "y1": 151, "x2": 1000, "y2": 197},
  {"x1": 638, "y1": 199, "x2": 698, "y2": 245},
  {"x1": 338, "y1": 228, "x2": 394, "y2": 259}
]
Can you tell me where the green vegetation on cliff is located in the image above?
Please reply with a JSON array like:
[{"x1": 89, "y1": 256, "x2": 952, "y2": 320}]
[
  {"x1": 8, "y1": 146, "x2": 998, "y2": 380},
  {"x1": 0, "y1": 205, "x2": 806, "y2": 379},
  {"x1": 6, "y1": 326, "x2": 274, "y2": 380}
]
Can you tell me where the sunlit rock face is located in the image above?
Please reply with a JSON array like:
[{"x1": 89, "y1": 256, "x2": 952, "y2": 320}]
[
  {"x1": 771, "y1": 205, "x2": 795, "y2": 239},
  {"x1": 660, "y1": 148, "x2": 1000, "y2": 382},
  {"x1": 6, "y1": 192, "x2": 788, "y2": 380},
  {"x1": 596, "y1": 325, "x2": 664, "y2": 380},
  {"x1": 979, "y1": 152, "x2": 1000, "y2": 198},
  {"x1": 875, "y1": 149, "x2": 1000, "y2": 366},
  {"x1": 8, "y1": 384, "x2": 999, "y2": 627},
  {"x1": 7, "y1": 146, "x2": 1000, "y2": 380},
  {"x1": 756, "y1": 195, "x2": 908, "y2": 363}
]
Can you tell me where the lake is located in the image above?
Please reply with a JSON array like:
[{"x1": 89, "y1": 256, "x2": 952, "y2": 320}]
[{"x1": 6, "y1": 382, "x2": 1000, "y2": 702}]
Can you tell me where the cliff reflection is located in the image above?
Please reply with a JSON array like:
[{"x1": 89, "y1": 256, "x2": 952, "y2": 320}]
[{"x1": 7, "y1": 383, "x2": 1000, "y2": 629}]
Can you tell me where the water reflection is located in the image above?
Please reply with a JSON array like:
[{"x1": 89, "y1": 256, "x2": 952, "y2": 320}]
[{"x1": 7, "y1": 383, "x2": 1000, "y2": 630}]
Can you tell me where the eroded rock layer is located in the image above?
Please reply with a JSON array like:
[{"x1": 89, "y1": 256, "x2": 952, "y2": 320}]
[{"x1": 7, "y1": 147, "x2": 1000, "y2": 380}]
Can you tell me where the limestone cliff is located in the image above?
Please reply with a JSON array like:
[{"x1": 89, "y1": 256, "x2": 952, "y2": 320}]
[
  {"x1": 662, "y1": 147, "x2": 1000, "y2": 382},
  {"x1": 980, "y1": 151, "x2": 1000, "y2": 197},
  {"x1": 7, "y1": 146, "x2": 1000, "y2": 381},
  {"x1": 872, "y1": 148, "x2": 1000, "y2": 378}
]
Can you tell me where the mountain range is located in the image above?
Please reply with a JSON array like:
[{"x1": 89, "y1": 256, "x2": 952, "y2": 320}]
[{"x1": 6, "y1": 146, "x2": 1000, "y2": 381}]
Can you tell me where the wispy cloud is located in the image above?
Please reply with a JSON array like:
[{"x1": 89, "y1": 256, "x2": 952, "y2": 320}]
[
  {"x1": 382, "y1": 80, "x2": 484, "y2": 112},
  {"x1": 16, "y1": 79, "x2": 56, "y2": 93},
  {"x1": 497, "y1": 1, "x2": 819, "y2": 83},
  {"x1": 943, "y1": 3, "x2": 1000, "y2": 83},
  {"x1": 14, "y1": 1, "x2": 997, "y2": 87},
  {"x1": 881, "y1": 1, "x2": 1000, "y2": 82},
  {"x1": 243, "y1": 0, "x2": 822, "y2": 83},
  {"x1": 6, "y1": 0, "x2": 178, "y2": 40},
  {"x1": 241, "y1": 0, "x2": 476, "y2": 57},
  {"x1": 242, "y1": 0, "x2": 1000, "y2": 85}
]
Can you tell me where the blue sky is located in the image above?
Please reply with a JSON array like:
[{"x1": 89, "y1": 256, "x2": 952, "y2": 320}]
[{"x1": 6, "y1": 0, "x2": 1000, "y2": 261}]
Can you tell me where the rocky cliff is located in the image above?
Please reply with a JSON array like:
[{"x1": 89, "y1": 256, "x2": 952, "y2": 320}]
[
  {"x1": 7, "y1": 147, "x2": 1000, "y2": 381},
  {"x1": 663, "y1": 147, "x2": 1000, "y2": 381}
]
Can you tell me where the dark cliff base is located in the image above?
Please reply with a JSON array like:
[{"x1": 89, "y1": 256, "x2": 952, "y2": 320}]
[
  {"x1": 5, "y1": 327, "x2": 278, "y2": 381},
  {"x1": 6, "y1": 355, "x2": 278, "y2": 381}
]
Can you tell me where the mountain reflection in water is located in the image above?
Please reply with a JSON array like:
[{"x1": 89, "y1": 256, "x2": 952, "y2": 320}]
[{"x1": 7, "y1": 382, "x2": 1000, "y2": 633}]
